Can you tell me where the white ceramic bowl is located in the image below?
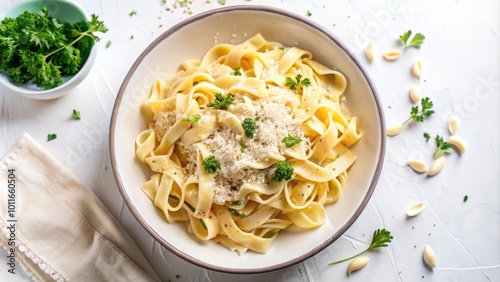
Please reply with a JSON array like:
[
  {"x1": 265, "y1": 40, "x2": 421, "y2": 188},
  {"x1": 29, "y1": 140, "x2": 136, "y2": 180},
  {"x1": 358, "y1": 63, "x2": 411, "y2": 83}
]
[
  {"x1": 110, "y1": 6, "x2": 385, "y2": 273},
  {"x1": 0, "y1": 0, "x2": 97, "y2": 100}
]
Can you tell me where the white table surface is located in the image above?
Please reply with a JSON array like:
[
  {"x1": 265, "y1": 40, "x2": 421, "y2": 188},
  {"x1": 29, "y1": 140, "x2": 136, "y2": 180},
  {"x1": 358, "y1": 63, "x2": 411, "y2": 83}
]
[{"x1": 1, "y1": 0, "x2": 499, "y2": 281}]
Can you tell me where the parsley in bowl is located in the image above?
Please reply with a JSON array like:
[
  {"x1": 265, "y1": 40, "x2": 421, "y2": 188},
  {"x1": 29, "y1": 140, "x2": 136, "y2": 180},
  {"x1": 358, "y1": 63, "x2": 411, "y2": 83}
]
[{"x1": 0, "y1": 0, "x2": 107, "y2": 100}]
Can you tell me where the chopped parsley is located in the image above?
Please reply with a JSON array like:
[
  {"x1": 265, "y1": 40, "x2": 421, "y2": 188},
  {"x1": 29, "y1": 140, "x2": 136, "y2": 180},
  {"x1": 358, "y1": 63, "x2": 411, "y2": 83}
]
[
  {"x1": 278, "y1": 46, "x2": 285, "y2": 51},
  {"x1": 399, "y1": 30, "x2": 425, "y2": 49},
  {"x1": 433, "y1": 135, "x2": 453, "y2": 157},
  {"x1": 307, "y1": 10, "x2": 312, "y2": 17},
  {"x1": 47, "y1": 133, "x2": 57, "y2": 142},
  {"x1": 181, "y1": 114, "x2": 201, "y2": 125},
  {"x1": 232, "y1": 67, "x2": 242, "y2": 76},
  {"x1": 207, "y1": 92, "x2": 234, "y2": 110},
  {"x1": 72, "y1": 109, "x2": 81, "y2": 120},
  {"x1": 424, "y1": 132, "x2": 431, "y2": 142},
  {"x1": 282, "y1": 134, "x2": 302, "y2": 148},
  {"x1": 225, "y1": 206, "x2": 246, "y2": 218},
  {"x1": 129, "y1": 10, "x2": 137, "y2": 16},
  {"x1": 202, "y1": 155, "x2": 220, "y2": 174},
  {"x1": 0, "y1": 7, "x2": 108, "y2": 89},
  {"x1": 240, "y1": 147, "x2": 245, "y2": 153},
  {"x1": 105, "y1": 40, "x2": 112, "y2": 49},
  {"x1": 272, "y1": 161, "x2": 294, "y2": 182},
  {"x1": 285, "y1": 74, "x2": 311, "y2": 91},
  {"x1": 329, "y1": 229, "x2": 393, "y2": 265},
  {"x1": 403, "y1": 97, "x2": 434, "y2": 125},
  {"x1": 241, "y1": 118, "x2": 257, "y2": 138},
  {"x1": 463, "y1": 195, "x2": 468, "y2": 202},
  {"x1": 232, "y1": 200, "x2": 242, "y2": 205}
]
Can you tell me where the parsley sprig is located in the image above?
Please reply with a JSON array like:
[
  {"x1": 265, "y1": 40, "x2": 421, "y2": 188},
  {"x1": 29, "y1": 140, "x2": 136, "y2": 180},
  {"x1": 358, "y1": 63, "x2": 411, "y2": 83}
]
[
  {"x1": 329, "y1": 229, "x2": 393, "y2": 265},
  {"x1": 202, "y1": 155, "x2": 221, "y2": 174},
  {"x1": 182, "y1": 114, "x2": 201, "y2": 125},
  {"x1": 399, "y1": 30, "x2": 425, "y2": 49},
  {"x1": 207, "y1": 93, "x2": 234, "y2": 110},
  {"x1": 423, "y1": 132, "x2": 431, "y2": 142},
  {"x1": 282, "y1": 134, "x2": 302, "y2": 148},
  {"x1": 0, "y1": 7, "x2": 108, "y2": 89},
  {"x1": 72, "y1": 109, "x2": 81, "y2": 120},
  {"x1": 403, "y1": 97, "x2": 434, "y2": 125},
  {"x1": 433, "y1": 135, "x2": 453, "y2": 157},
  {"x1": 232, "y1": 67, "x2": 242, "y2": 76},
  {"x1": 272, "y1": 161, "x2": 294, "y2": 182},
  {"x1": 241, "y1": 118, "x2": 257, "y2": 138},
  {"x1": 285, "y1": 74, "x2": 311, "y2": 91}
]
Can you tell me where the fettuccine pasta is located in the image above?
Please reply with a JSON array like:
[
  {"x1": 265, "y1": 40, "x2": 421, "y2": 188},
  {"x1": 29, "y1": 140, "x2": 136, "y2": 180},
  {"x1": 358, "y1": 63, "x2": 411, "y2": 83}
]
[{"x1": 135, "y1": 33, "x2": 361, "y2": 254}]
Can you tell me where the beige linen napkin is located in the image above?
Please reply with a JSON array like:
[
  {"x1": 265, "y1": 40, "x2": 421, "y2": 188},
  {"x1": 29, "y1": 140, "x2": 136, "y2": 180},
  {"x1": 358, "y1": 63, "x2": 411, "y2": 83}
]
[{"x1": 0, "y1": 133, "x2": 160, "y2": 282}]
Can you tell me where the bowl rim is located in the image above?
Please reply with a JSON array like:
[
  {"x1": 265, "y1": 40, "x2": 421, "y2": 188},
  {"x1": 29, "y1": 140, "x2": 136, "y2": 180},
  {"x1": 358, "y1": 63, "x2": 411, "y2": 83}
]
[
  {"x1": 110, "y1": 5, "x2": 386, "y2": 274},
  {"x1": 0, "y1": 0, "x2": 96, "y2": 98}
]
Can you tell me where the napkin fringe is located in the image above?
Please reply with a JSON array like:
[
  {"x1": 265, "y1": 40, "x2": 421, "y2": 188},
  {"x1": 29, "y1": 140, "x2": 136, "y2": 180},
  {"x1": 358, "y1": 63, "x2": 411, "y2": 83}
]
[{"x1": 0, "y1": 220, "x2": 67, "y2": 282}]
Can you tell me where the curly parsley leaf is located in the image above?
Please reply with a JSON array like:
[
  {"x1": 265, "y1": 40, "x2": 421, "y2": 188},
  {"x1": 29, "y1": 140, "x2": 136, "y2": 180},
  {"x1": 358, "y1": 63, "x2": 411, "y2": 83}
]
[
  {"x1": 47, "y1": 133, "x2": 57, "y2": 142},
  {"x1": 242, "y1": 118, "x2": 257, "y2": 138},
  {"x1": 207, "y1": 93, "x2": 234, "y2": 110},
  {"x1": 424, "y1": 132, "x2": 431, "y2": 142},
  {"x1": 329, "y1": 229, "x2": 393, "y2": 265},
  {"x1": 285, "y1": 74, "x2": 311, "y2": 91},
  {"x1": 272, "y1": 161, "x2": 294, "y2": 182},
  {"x1": 433, "y1": 135, "x2": 453, "y2": 157},
  {"x1": 202, "y1": 155, "x2": 221, "y2": 174},
  {"x1": 282, "y1": 134, "x2": 302, "y2": 148},
  {"x1": 232, "y1": 67, "x2": 242, "y2": 76},
  {"x1": 400, "y1": 30, "x2": 425, "y2": 49},
  {"x1": 182, "y1": 114, "x2": 201, "y2": 125},
  {"x1": 404, "y1": 97, "x2": 434, "y2": 124},
  {"x1": 73, "y1": 109, "x2": 81, "y2": 120}
]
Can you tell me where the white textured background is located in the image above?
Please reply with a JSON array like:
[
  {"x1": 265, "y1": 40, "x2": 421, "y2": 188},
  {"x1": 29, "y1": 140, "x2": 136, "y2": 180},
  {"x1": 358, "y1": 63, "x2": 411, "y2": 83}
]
[{"x1": 1, "y1": 0, "x2": 499, "y2": 281}]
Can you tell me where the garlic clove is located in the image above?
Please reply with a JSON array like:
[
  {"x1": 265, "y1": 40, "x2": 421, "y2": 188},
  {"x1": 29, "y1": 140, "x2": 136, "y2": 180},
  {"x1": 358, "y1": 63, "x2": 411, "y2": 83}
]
[
  {"x1": 428, "y1": 156, "x2": 446, "y2": 176},
  {"x1": 365, "y1": 42, "x2": 375, "y2": 62},
  {"x1": 448, "y1": 116, "x2": 459, "y2": 135},
  {"x1": 406, "y1": 202, "x2": 426, "y2": 217},
  {"x1": 408, "y1": 161, "x2": 427, "y2": 173},
  {"x1": 347, "y1": 256, "x2": 370, "y2": 276},
  {"x1": 383, "y1": 49, "x2": 403, "y2": 61},
  {"x1": 423, "y1": 244, "x2": 437, "y2": 269},
  {"x1": 448, "y1": 135, "x2": 466, "y2": 154},
  {"x1": 411, "y1": 60, "x2": 423, "y2": 78},
  {"x1": 409, "y1": 85, "x2": 422, "y2": 104},
  {"x1": 386, "y1": 123, "x2": 404, "y2": 136}
]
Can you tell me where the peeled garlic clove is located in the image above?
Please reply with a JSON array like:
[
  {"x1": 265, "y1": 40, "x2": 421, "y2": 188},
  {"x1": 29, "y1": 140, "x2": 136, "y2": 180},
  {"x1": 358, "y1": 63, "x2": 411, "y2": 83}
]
[
  {"x1": 383, "y1": 49, "x2": 402, "y2": 61},
  {"x1": 448, "y1": 116, "x2": 459, "y2": 135},
  {"x1": 409, "y1": 85, "x2": 421, "y2": 104},
  {"x1": 428, "y1": 156, "x2": 446, "y2": 176},
  {"x1": 406, "y1": 202, "x2": 426, "y2": 217},
  {"x1": 347, "y1": 256, "x2": 370, "y2": 276},
  {"x1": 448, "y1": 136, "x2": 466, "y2": 154},
  {"x1": 411, "y1": 60, "x2": 423, "y2": 78},
  {"x1": 386, "y1": 123, "x2": 404, "y2": 136},
  {"x1": 423, "y1": 244, "x2": 437, "y2": 269},
  {"x1": 365, "y1": 42, "x2": 375, "y2": 62},
  {"x1": 408, "y1": 161, "x2": 427, "y2": 173}
]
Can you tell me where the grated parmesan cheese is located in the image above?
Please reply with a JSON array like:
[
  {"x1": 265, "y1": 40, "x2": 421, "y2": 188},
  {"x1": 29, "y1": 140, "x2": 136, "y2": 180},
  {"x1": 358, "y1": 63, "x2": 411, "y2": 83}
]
[
  {"x1": 155, "y1": 93, "x2": 310, "y2": 205},
  {"x1": 154, "y1": 110, "x2": 177, "y2": 140}
]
